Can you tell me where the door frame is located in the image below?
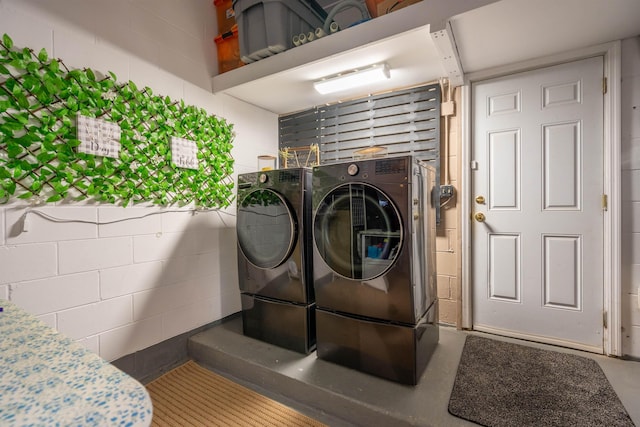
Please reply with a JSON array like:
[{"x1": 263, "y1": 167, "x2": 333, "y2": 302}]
[{"x1": 461, "y1": 41, "x2": 622, "y2": 356}]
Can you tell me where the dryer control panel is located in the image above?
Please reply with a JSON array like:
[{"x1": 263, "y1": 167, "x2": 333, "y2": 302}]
[{"x1": 375, "y1": 157, "x2": 408, "y2": 175}]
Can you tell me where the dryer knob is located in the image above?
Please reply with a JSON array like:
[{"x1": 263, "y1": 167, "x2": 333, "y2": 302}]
[
  {"x1": 347, "y1": 164, "x2": 359, "y2": 176},
  {"x1": 259, "y1": 173, "x2": 268, "y2": 183}
]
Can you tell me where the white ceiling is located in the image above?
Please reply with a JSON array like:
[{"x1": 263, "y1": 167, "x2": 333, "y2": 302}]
[
  {"x1": 450, "y1": 0, "x2": 640, "y2": 74},
  {"x1": 212, "y1": 0, "x2": 640, "y2": 115}
]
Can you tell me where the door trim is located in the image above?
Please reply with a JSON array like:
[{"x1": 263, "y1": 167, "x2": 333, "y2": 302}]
[{"x1": 461, "y1": 41, "x2": 622, "y2": 356}]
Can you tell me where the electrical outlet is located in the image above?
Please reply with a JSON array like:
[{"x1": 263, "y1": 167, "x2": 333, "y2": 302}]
[{"x1": 440, "y1": 185, "x2": 454, "y2": 199}]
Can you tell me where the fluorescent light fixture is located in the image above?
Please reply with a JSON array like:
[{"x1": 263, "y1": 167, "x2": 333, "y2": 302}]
[{"x1": 313, "y1": 63, "x2": 391, "y2": 95}]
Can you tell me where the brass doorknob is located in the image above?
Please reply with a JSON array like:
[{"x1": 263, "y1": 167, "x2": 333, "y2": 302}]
[{"x1": 474, "y1": 212, "x2": 486, "y2": 222}]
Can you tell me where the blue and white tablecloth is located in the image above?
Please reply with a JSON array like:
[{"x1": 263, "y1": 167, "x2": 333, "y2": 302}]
[{"x1": 0, "y1": 299, "x2": 152, "y2": 426}]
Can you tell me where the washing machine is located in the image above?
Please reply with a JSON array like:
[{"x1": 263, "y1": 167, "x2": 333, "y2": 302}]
[
  {"x1": 236, "y1": 168, "x2": 315, "y2": 354},
  {"x1": 311, "y1": 156, "x2": 438, "y2": 384}
]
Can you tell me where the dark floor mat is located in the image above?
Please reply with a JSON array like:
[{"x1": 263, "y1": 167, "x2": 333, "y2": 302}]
[{"x1": 448, "y1": 335, "x2": 634, "y2": 427}]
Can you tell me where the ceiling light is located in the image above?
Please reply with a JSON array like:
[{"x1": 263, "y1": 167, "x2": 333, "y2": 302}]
[{"x1": 313, "y1": 63, "x2": 391, "y2": 95}]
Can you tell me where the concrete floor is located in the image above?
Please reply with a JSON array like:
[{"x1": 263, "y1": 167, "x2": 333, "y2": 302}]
[{"x1": 188, "y1": 315, "x2": 640, "y2": 427}]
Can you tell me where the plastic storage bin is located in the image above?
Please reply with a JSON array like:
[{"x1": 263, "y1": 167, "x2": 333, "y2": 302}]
[
  {"x1": 232, "y1": 0, "x2": 328, "y2": 63},
  {"x1": 214, "y1": 25, "x2": 243, "y2": 74},
  {"x1": 214, "y1": 0, "x2": 236, "y2": 34},
  {"x1": 372, "y1": 0, "x2": 422, "y2": 17}
]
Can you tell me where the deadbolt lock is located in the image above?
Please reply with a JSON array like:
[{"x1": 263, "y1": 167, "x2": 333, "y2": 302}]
[
  {"x1": 475, "y1": 195, "x2": 485, "y2": 204},
  {"x1": 474, "y1": 212, "x2": 486, "y2": 222}
]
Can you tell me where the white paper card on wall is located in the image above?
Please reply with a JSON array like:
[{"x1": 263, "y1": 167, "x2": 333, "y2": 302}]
[
  {"x1": 76, "y1": 114, "x2": 121, "y2": 158},
  {"x1": 170, "y1": 137, "x2": 199, "y2": 170}
]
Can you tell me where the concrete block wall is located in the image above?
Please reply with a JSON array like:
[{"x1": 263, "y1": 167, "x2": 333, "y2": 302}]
[
  {"x1": 436, "y1": 87, "x2": 461, "y2": 326},
  {"x1": 4, "y1": 0, "x2": 221, "y2": 90},
  {"x1": 0, "y1": 0, "x2": 278, "y2": 362},
  {"x1": 621, "y1": 36, "x2": 640, "y2": 357},
  {"x1": 1, "y1": 3, "x2": 637, "y2": 360}
]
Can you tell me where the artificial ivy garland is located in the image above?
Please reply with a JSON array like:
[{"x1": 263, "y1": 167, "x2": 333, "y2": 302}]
[{"x1": 0, "y1": 33, "x2": 235, "y2": 208}]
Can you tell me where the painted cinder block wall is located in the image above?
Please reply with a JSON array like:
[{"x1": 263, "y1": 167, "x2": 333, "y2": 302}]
[
  {"x1": 435, "y1": 87, "x2": 461, "y2": 326},
  {"x1": 0, "y1": 1, "x2": 638, "y2": 359},
  {"x1": 621, "y1": 36, "x2": 640, "y2": 357},
  {"x1": 0, "y1": 0, "x2": 278, "y2": 362}
]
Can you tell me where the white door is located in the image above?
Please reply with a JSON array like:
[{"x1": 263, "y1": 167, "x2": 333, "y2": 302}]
[{"x1": 471, "y1": 56, "x2": 604, "y2": 352}]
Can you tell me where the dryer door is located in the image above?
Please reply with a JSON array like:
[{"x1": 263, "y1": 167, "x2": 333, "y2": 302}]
[
  {"x1": 237, "y1": 189, "x2": 296, "y2": 269},
  {"x1": 314, "y1": 183, "x2": 402, "y2": 281}
]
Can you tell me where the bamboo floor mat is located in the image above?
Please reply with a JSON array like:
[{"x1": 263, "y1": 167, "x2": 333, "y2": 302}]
[{"x1": 145, "y1": 360, "x2": 327, "y2": 427}]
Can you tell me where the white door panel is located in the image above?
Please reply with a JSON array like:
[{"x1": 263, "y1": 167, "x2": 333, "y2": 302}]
[
  {"x1": 543, "y1": 122, "x2": 580, "y2": 209},
  {"x1": 472, "y1": 56, "x2": 604, "y2": 351},
  {"x1": 489, "y1": 130, "x2": 520, "y2": 209},
  {"x1": 543, "y1": 234, "x2": 581, "y2": 309},
  {"x1": 488, "y1": 233, "x2": 520, "y2": 301}
]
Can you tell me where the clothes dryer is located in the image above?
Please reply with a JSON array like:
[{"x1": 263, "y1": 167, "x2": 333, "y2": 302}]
[
  {"x1": 311, "y1": 156, "x2": 438, "y2": 384},
  {"x1": 236, "y1": 168, "x2": 314, "y2": 353}
]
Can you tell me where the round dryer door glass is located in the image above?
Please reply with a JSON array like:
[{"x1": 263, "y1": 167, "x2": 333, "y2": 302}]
[
  {"x1": 237, "y1": 189, "x2": 296, "y2": 269},
  {"x1": 314, "y1": 183, "x2": 402, "y2": 280}
]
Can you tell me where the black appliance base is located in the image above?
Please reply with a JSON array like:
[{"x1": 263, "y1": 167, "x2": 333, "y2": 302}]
[
  {"x1": 315, "y1": 302, "x2": 438, "y2": 385},
  {"x1": 241, "y1": 293, "x2": 316, "y2": 354}
]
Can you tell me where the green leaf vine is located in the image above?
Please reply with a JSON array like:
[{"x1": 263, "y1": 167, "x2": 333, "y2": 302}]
[{"x1": 0, "y1": 33, "x2": 235, "y2": 208}]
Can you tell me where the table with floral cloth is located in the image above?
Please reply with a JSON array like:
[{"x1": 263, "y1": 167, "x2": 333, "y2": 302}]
[{"x1": 0, "y1": 299, "x2": 152, "y2": 426}]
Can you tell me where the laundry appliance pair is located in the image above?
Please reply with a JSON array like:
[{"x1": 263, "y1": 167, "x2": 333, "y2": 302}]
[{"x1": 236, "y1": 156, "x2": 439, "y2": 385}]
